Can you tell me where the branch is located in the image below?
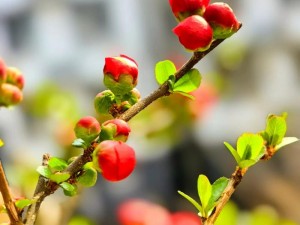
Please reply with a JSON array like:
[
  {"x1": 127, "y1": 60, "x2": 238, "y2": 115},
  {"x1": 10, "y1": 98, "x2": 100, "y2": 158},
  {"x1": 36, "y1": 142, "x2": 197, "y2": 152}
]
[
  {"x1": 24, "y1": 32, "x2": 238, "y2": 224},
  {"x1": 204, "y1": 167, "x2": 247, "y2": 225},
  {"x1": 0, "y1": 161, "x2": 23, "y2": 225}
]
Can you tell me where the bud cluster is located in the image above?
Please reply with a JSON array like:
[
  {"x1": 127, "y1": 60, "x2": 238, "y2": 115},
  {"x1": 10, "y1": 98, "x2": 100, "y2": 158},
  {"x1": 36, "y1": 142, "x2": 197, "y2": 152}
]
[
  {"x1": 0, "y1": 58, "x2": 25, "y2": 107},
  {"x1": 170, "y1": 0, "x2": 240, "y2": 51}
]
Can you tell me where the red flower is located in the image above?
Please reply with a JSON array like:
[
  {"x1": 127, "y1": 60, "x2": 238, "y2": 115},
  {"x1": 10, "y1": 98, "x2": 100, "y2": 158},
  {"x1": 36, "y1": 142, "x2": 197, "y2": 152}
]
[
  {"x1": 117, "y1": 199, "x2": 173, "y2": 225},
  {"x1": 173, "y1": 15, "x2": 213, "y2": 51},
  {"x1": 93, "y1": 140, "x2": 136, "y2": 182},
  {"x1": 171, "y1": 212, "x2": 202, "y2": 225},
  {"x1": 6, "y1": 67, "x2": 25, "y2": 90},
  {"x1": 169, "y1": 0, "x2": 210, "y2": 21},
  {"x1": 0, "y1": 83, "x2": 23, "y2": 106},
  {"x1": 100, "y1": 119, "x2": 131, "y2": 142},
  {"x1": 74, "y1": 116, "x2": 101, "y2": 143},
  {"x1": 103, "y1": 54, "x2": 138, "y2": 96},
  {"x1": 0, "y1": 59, "x2": 6, "y2": 84},
  {"x1": 203, "y1": 2, "x2": 240, "y2": 39}
]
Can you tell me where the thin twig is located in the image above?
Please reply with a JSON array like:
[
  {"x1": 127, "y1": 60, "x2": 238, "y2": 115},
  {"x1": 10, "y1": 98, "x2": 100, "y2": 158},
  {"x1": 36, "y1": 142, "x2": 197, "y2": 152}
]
[
  {"x1": 203, "y1": 167, "x2": 247, "y2": 225},
  {"x1": 0, "y1": 161, "x2": 23, "y2": 225}
]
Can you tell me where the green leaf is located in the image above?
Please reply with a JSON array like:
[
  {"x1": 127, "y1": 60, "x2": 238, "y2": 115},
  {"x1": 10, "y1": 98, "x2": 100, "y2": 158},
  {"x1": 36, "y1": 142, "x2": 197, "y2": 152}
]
[
  {"x1": 265, "y1": 114, "x2": 287, "y2": 146},
  {"x1": 78, "y1": 163, "x2": 98, "y2": 187},
  {"x1": 197, "y1": 174, "x2": 212, "y2": 214},
  {"x1": 60, "y1": 182, "x2": 77, "y2": 197},
  {"x1": 49, "y1": 172, "x2": 70, "y2": 183},
  {"x1": 173, "y1": 69, "x2": 201, "y2": 93},
  {"x1": 238, "y1": 159, "x2": 257, "y2": 169},
  {"x1": 155, "y1": 60, "x2": 176, "y2": 85},
  {"x1": 276, "y1": 137, "x2": 299, "y2": 151},
  {"x1": 172, "y1": 91, "x2": 195, "y2": 99},
  {"x1": 178, "y1": 191, "x2": 203, "y2": 215},
  {"x1": 237, "y1": 134, "x2": 265, "y2": 162},
  {"x1": 206, "y1": 177, "x2": 229, "y2": 213},
  {"x1": 0, "y1": 139, "x2": 4, "y2": 147},
  {"x1": 48, "y1": 157, "x2": 68, "y2": 171},
  {"x1": 15, "y1": 199, "x2": 33, "y2": 210},
  {"x1": 72, "y1": 138, "x2": 86, "y2": 148},
  {"x1": 224, "y1": 142, "x2": 240, "y2": 164},
  {"x1": 36, "y1": 166, "x2": 52, "y2": 179}
]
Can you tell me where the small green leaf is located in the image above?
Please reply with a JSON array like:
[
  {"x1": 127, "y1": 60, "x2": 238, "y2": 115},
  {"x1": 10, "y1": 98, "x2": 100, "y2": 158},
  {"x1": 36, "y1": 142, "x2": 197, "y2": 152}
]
[
  {"x1": 265, "y1": 114, "x2": 287, "y2": 146},
  {"x1": 276, "y1": 137, "x2": 299, "y2": 151},
  {"x1": 237, "y1": 134, "x2": 265, "y2": 162},
  {"x1": 0, "y1": 139, "x2": 4, "y2": 147},
  {"x1": 178, "y1": 191, "x2": 203, "y2": 215},
  {"x1": 60, "y1": 182, "x2": 77, "y2": 197},
  {"x1": 206, "y1": 177, "x2": 229, "y2": 213},
  {"x1": 238, "y1": 159, "x2": 257, "y2": 169},
  {"x1": 173, "y1": 69, "x2": 201, "y2": 93},
  {"x1": 36, "y1": 166, "x2": 52, "y2": 179},
  {"x1": 49, "y1": 172, "x2": 70, "y2": 183},
  {"x1": 172, "y1": 91, "x2": 195, "y2": 99},
  {"x1": 78, "y1": 163, "x2": 98, "y2": 187},
  {"x1": 197, "y1": 174, "x2": 212, "y2": 214},
  {"x1": 72, "y1": 138, "x2": 86, "y2": 148},
  {"x1": 48, "y1": 157, "x2": 68, "y2": 171},
  {"x1": 155, "y1": 60, "x2": 177, "y2": 85},
  {"x1": 15, "y1": 199, "x2": 33, "y2": 210},
  {"x1": 224, "y1": 142, "x2": 240, "y2": 164}
]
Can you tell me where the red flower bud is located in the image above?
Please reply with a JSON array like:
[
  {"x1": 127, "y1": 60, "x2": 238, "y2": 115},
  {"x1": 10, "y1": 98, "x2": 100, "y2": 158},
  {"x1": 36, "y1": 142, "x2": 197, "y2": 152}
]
[
  {"x1": 169, "y1": 0, "x2": 210, "y2": 21},
  {"x1": 203, "y1": 2, "x2": 240, "y2": 39},
  {"x1": 6, "y1": 67, "x2": 25, "y2": 90},
  {"x1": 74, "y1": 116, "x2": 101, "y2": 143},
  {"x1": 100, "y1": 119, "x2": 131, "y2": 142},
  {"x1": 93, "y1": 140, "x2": 136, "y2": 182},
  {"x1": 0, "y1": 83, "x2": 23, "y2": 106},
  {"x1": 103, "y1": 55, "x2": 138, "y2": 96},
  {"x1": 0, "y1": 59, "x2": 7, "y2": 84},
  {"x1": 173, "y1": 15, "x2": 213, "y2": 51},
  {"x1": 94, "y1": 90, "x2": 116, "y2": 115},
  {"x1": 171, "y1": 212, "x2": 202, "y2": 225},
  {"x1": 117, "y1": 199, "x2": 173, "y2": 225}
]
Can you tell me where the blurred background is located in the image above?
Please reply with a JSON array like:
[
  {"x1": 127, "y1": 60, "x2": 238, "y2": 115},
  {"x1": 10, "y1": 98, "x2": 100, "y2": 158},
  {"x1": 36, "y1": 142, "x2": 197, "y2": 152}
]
[{"x1": 1, "y1": 0, "x2": 300, "y2": 224}]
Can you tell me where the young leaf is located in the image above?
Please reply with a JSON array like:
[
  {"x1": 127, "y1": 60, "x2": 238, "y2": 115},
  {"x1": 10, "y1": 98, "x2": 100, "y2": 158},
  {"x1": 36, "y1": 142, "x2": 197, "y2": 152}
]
[
  {"x1": 15, "y1": 199, "x2": 33, "y2": 210},
  {"x1": 173, "y1": 91, "x2": 195, "y2": 99},
  {"x1": 197, "y1": 174, "x2": 212, "y2": 214},
  {"x1": 60, "y1": 182, "x2": 77, "y2": 197},
  {"x1": 78, "y1": 163, "x2": 98, "y2": 187},
  {"x1": 237, "y1": 134, "x2": 265, "y2": 162},
  {"x1": 173, "y1": 69, "x2": 201, "y2": 93},
  {"x1": 36, "y1": 166, "x2": 52, "y2": 179},
  {"x1": 0, "y1": 139, "x2": 3, "y2": 147},
  {"x1": 224, "y1": 142, "x2": 240, "y2": 164},
  {"x1": 155, "y1": 60, "x2": 177, "y2": 85},
  {"x1": 49, "y1": 172, "x2": 70, "y2": 183},
  {"x1": 275, "y1": 137, "x2": 299, "y2": 151},
  {"x1": 238, "y1": 159, "x2": 257, "y2": 169},
  {"x1": 178, "y1": 191, "x2": 203, "y2": 215},
  {"x1": 265, "y1": 114, "x2": 287, "y2": 146},
  {"x1": 72, "y1": 138, "x2": 86, "y2": 148},
  {"x1": 48, "y1": 157, "x2": 68, "y2": 171},
  {"x1": 206, "y1": 177, "x2": 229, "y2": 213}
]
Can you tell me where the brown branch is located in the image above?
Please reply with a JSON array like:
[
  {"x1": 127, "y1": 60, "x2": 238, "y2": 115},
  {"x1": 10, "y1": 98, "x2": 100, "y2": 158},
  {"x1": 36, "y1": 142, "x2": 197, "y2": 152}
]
[
  {"x1": 0, "y1": 161, "x2": 23, "y2": 225},
  {"x1": 203, "y1": 167, "x2": 247, "y2": 225}
]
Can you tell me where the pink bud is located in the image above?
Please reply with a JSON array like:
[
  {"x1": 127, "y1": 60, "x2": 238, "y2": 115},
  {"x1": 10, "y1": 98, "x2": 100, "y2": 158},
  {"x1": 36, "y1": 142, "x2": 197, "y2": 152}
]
[
  {"x1": 203, "y1": 2, "x2": 240, "y2": 39},
  {"x1": 103, "y1": 55, "x2": 138, "y2": 96},
  {"x1": 117, "y1": 199, "x2": 173, "y2": 225},
  {"x1": 93, "y1": 140, "x2": 136, "y2": 182},
  {"x1": 0, "y1": 59, "x2": 6, "y2": 84},
  {"x1": 169, "y1": 0, "x2": 210, "y2": 21},
  {"x1": 173, "y1": 15, "x2": 213, "y2": 51},
  {"x1": 6, "y1": 67, "x2": 25, "y2": 90},
  {"x1": 171, "y1": 212, "x2": 202, "y2": 225},
  {"x1": 74, "y1": 116, "x2": 101, "y2": 143},
  {"x1": 100, "y1": 119, "x2": 131, "y2": 142},
  {"x1": 0, "y1": 83, "x2": 23, "y2": 106}
]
